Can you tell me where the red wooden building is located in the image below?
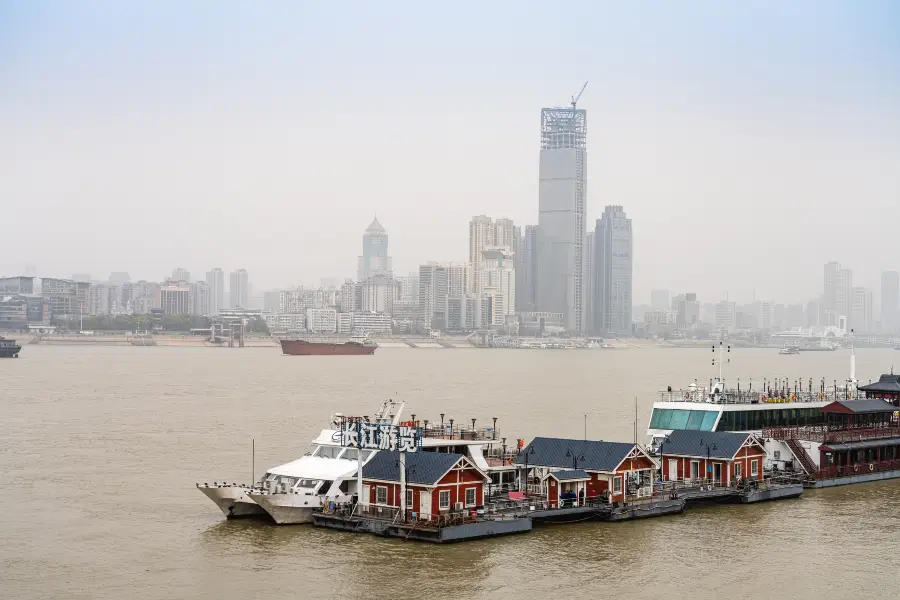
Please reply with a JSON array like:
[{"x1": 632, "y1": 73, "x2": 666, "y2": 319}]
[
  {"x1": 516, "y1": 438, "x2": 658, "y2": 507},
  {"x1": 360, "y1": 450, "x2": 489, "y2": 519},
  {"x1": 658, "y1": 430, "x2": 767, "y2": 485}
]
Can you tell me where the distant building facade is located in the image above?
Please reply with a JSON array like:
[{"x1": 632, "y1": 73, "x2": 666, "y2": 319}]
[
  {"x1": 592, "y1": 206, "x2": 633, "y2": 336},
  {"x1": 229, "y1": 269, "x2": 249, "y2": 308}
]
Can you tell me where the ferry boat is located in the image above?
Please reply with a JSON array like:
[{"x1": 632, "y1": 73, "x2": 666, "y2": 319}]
[
  {"x1": 0, "y1": 336, "x2": 22, "y2": 358},
  {"x1": 197, "y1": 399, "x2": 403, "y2": 519},
  {"x1": 647, "y1": 343, "x2": 900, "y2": 487},
  {"x1": 779, "y1": 346, "x2": 800, "y2": 355},
  {"x1": 200, "y1": 401, "x2": 520, "y2": 524}
]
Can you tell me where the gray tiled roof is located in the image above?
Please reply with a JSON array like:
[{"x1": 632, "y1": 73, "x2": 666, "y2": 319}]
[
  {"x1": 858, "y1": 374, "x2": 900, "y2": 393},
  {"x1": 546, "y1": 469, "x2": 591, "y2": 481},
  {"x1": 362, "y1": 450, "x2": 466, "y2": 485},
  {"x1": 823, "y1": 398, "x2": 898, "y2": 414},
  {"x1": 515, "y1": 438, "x2": 638, "y2": 472},
  {"x1": 659, "y1": 430, "x2": 751, "y2": 460}
]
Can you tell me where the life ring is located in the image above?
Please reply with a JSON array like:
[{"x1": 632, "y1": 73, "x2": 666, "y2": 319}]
[
  {"x1": 791, "y1": 394, "x2": 796, "y2": 401},
  {"x1": 761, "y1": 395, "x2": 767, "y2": 403},
  {"x1": 854, "y1": 465, "x2": 859, "y2": 473},
  {"x1": 685, "y1": 392, "x2": 692, "y2": 401},
  {"x1": 818, "y1": 392, "x2": 824, "y2": 400},
  {"x1": 869, "y1": 464, "x2": 874, "y2": 472}
]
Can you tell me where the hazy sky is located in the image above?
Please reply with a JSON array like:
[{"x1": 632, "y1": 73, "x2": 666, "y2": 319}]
[{"x1": 2, "y1": 1, "x2": 898, "y2": 304}]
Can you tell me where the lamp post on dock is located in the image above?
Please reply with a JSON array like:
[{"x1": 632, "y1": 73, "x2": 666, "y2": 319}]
[
  {"x1": 699, "y1": 440, "x2": 718, "y2": 485},
  {"x1": 521, "y1": 445, "x2": 535, "y2": 493},
  {"x1": 565, "y1": 449, "x2": 585, "y2": 470},
  {"x1": 658, "y1": 435, "x2": 671, "y2": 489}
]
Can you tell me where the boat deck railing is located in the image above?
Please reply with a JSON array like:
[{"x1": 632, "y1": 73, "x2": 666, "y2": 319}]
[
  {"x1": 658, "y1": 388, "x2": 859, "y2": 405},
  {"x1": 817, "y1": 459, "x2": 900, "y2": 480},
  {"x1": 420, "y1": 425, "x2": 500, "y2": 442},
  {"x1": 763, "y1": 425, "x2": 900, "y2": 444}
]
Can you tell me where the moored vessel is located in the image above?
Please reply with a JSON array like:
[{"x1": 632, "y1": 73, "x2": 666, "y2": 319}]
[
  {"x1": 279, "y1": 336, "x2": 377, "y2": 356},
  {"x1": 647, "y1": 341, "x2": 900, "y2": 488},
  {"x1": 0, "y1": 336, "x2": 22, "y2": 358}
]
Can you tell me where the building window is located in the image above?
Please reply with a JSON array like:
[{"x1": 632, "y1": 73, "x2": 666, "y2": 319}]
[
  {"x1": 735, "y1": 462, "x2": 742, "y2": 478},
  {"x1": 439, "y1": 490, "x2": 450, "y2": 510},
  {"x1": 406, "y1": 489, "x2": 413, "y2": 508},
  {"x1": 465, "y1": 487, "x2": 476, "y2": 507},
  {"x1": 613, "y1": 476, "x2": 622, "y2": 495},
  {"x1": 751, "y1": 460, "x2": 759, "y2": 477},
  {"x1": 690, "y1": 460, "x2": 700, "y2": 480},
  {"x1": 376, "y1": 486, "x2": 388, "y2": 505}
]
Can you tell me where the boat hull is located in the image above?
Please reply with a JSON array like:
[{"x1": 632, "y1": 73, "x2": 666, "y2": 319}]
[
  {"x1": 280, "y1": 340, "x2": 376, "y2": 356},
  {"x1": 0, "y1": 345, "x2": 22, "y2": 358},
  {"x1": 247, "y1": 493, "x2": 317, "y2": 524},
  {"x1": 197, "y1": 484, "x2": 268, "y2": 519}
]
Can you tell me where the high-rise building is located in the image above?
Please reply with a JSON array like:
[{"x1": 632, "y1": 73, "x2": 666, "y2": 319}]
[
  {"x1": 515, "y1": 225, "x2": 538, "y2": 313},
  {"x1": 537, "y1": 103, "x2": 587, "y2": 333},
  {"x1": 851, "y1": 287, "x2": 874, "y2": 333},
  {"x1": 823, "y1": 261, "x2": 840, "y2": 312},
  {"x1": 715, "y1": 301, "x2": 736, "y2": 332},
  {"x1": 192, "y1": 281, "x2": 209, "y2": 316},
  {"x1": 206, "y1": 268, "x2": 225, "y2": 315},
  {"x1": 159, "y1": 281, "x2": 193, "y2": 315},
  {"x1": 836, "y1": 268, "x2": 853, "y2": 325},
  {"x1": 395, "y1": 274, "x2": 419, "y2": 304},
  {"x1": 650, "y1": 290, "x2": 670, "y2": 311},
  {"x1": 468, "y1": 215, "x2": 514, "y2": 295},
  {"x1": 583, "y1": 232, "x2": 595, "y2": 334},
  {"x1": 417, "y1": 262, "x2": 467, "y2": 330},
  {"x1": 360, "y1": 273, "x2": 394, "y2": 315},
  {"x1": 480, "y1": 248, "x2": 516, "y2": 323},
  {"x1": 171, "y1": 268, "x2": 191, "y2": 282},
  {"x1": 593, "y1": 206, "x2": 633, "y2": 336},
  {"x1": 882, "y1": 271, "x2": 899, "y2": 332},
  {"x1": 358, "y1": 217, "x2": 392, "y2": 280},
  {"x1": 229, "y1": 269, "x2": 249, "y2": 308},
  {"x1": 340, "y1": 279, "x2": 360, "y2": 313}
]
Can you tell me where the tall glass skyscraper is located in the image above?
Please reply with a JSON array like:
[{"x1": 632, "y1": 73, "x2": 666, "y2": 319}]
[
  {"x1": 536, "y1": 106, "x2": 587, "y2": 333},
  {"x1": 358, "y1": 217, "x2": 391, "y2": 280},
  {"x1": 593, "y1": 205, "x2": 633, "y2": 336}
]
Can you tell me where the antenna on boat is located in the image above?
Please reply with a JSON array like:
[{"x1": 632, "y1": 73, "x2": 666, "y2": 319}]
[{"x1": 251, "y1": 438, "x2": 255, "y2": 489}]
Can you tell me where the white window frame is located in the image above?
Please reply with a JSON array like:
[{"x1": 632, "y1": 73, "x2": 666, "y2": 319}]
[
  {"x1": 375, "y1": 485, "x2": 388, "y2": 505},
  {"x1": 406, "y1": 488, "x2": 413, "y2": 508},
  {"x1": 613, "y1": 476, "x2": 622, "y2": 494},
  {"x1": 438, "y1": 489, "x2": 450, "y2": 510},
  {"x1": 690, "y1": 460, "x2": 700, "y2": 480},
  {"x1": 464, "y1": 487, "x2": 476, "y2": 507},
  {"x1": 735, "y1": 462, "x2": 742, "y2": 478},
  {"x1": 751, "y1": 459, "x2": 759, "y2": 477}
]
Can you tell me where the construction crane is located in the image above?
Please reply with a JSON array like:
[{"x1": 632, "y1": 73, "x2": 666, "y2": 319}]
[{"x1": 570, "y1": 81, "x2": 588, "y2": 110}]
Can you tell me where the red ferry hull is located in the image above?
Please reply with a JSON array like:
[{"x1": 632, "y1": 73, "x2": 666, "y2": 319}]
[{"x1": 280, "y1": 340, "x2": 377, "y2": 356}]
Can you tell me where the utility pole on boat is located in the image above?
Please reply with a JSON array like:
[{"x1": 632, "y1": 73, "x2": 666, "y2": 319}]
[
  {"x1": 399, "y1": 451, "x2": 407, "y2": 522},
  {"x1": 251, "y1": 438, "x2": 255, "y2": 488},
  {"x1": 848, "y1": 329, "x2": 857, "y2": 391}
]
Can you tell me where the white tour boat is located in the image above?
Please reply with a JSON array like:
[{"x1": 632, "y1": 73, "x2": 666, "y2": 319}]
[
  {"x1": 197, "y1": 399, "x2": 403, "y2": 520},
  {"x1": 247, "y1": 413, "x2": 521, "y2": 525}
]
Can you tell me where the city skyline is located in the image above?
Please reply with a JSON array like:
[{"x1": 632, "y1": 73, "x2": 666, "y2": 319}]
[{"x1": 2, "y1": 3, "x2": 899, "y2": 303}]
